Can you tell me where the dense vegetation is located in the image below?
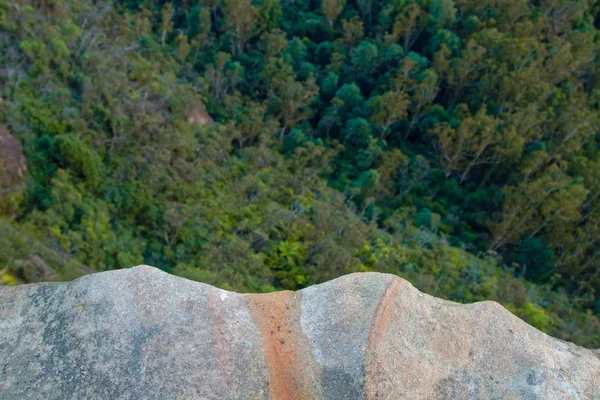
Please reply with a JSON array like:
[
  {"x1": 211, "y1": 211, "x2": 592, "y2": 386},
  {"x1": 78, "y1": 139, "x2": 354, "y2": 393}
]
[{"x1": 0, "y1": 0, "x2": 599, "y2": 346}]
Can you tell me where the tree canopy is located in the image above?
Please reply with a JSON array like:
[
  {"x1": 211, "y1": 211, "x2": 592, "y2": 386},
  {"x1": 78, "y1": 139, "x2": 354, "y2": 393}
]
[{"x1": 0, "y1": 0, "x2": 599, "y2": 347}]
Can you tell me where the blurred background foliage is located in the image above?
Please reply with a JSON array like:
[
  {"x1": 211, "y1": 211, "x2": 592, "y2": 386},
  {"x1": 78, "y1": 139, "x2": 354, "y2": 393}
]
[{"x1": 0, "y1": 0, "x2": 599, "y2": 347}]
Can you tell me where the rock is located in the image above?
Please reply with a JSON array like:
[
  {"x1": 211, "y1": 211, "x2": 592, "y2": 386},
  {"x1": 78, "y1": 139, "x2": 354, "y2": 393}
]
[
  {"x1": 187, "y1": 110, "x2": 214, "y2": 125},
  {"x1": 0, "y1": 127, "x2": 27, "y2": 215},
  {"x1": 0, "y1": 265, "x2": 598, "y2": 399},
  {"x1": 0, "y1": 127, "x2": 27, "y2": 188}
]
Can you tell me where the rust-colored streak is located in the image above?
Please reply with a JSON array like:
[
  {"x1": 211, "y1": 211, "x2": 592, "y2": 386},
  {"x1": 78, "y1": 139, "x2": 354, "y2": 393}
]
[
  {"x1": 247, "y1": 291, "x2": 318, "y2": 400},
  {"x1": 364, "y1": 278, "x2": 402, "y2": 400}
]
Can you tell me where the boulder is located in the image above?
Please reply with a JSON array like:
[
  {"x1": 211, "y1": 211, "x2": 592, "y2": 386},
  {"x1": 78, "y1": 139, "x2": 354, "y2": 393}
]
[
  {"x1": 0, "y1": 127, "x2": 27, "y2": 215},
  {"x1": 187, "y1": 110, "x2": 214, "y2": 125},
  {"x1": 0, "y1": 265, "x2": 598, "y2": 399},
  {"x1": 0, "y1": 128, "x2": 26, "y2": 188}
]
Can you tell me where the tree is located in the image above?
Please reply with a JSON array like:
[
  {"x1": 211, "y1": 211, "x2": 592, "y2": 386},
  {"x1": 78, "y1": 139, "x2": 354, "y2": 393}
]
[
  {"x1": 406, "y1": 68, "x2": 439, "y2": 138},
  {"x1": 350, "y1": 41, "x2": 379, "y2": 74},
  {"x1": 160, "y1": 3, "x2": 174, "y2": 49},
  {"x1": 227, "y1": 99, "x2": 269, "y2": 148},
  {"x1": 541, "y1": 0, "x2": 586, "y2": 37},
  {"x1": 205, "y1": 52, "x2": 242, "y2": 102},
  {"x1": 385, "y1": 2, "x2": 424, "y2": 51},
  {"x1": 391, "y1": 56, "x2": 440, "y2": 139},
  {"x1": 260, "y1": 58, "x2": 320, "y2": 139},
  {"x1": 431, "y1": 106, "x2": 523, "y2": 183},
  {"x1": 55, "y1": 135, "x2": 102, "y2": 189},
  {"x1": 223, "y1": 0, "x2": 258, "y2": 55},
  {"x1": 369, "y1": 91, "x2": 409, "y2": 137},
  {"x1": 2, "y1": 0, "x2": 600, "y2": 347},
  {"x1": 175, "y1": 34, "x2": 191, "y2": 62},
  {"x1": 343, "y1": 117, "x2": 372, "y2": 148},
  {"x1": 259, "y1": 29, "x2": 288, "y2": 57},
  {"x1": 342, "y1": 18, "x2": 364, "y2": 47},
  {"x1": 331, "y1": 83, "x2": 364, "y2": 117},
  {"x1": 446, "y1": 39, "x2": 487, "y2": 105},
  {"x1": 429, "y1": 0, "x2": 457, "y2": 28},
  {"x1": 490, "y1": 153, "x2": 588, "y2": 251},
  {"x1": 257, "y1": 0, "x2": 282, "y2": 31},
  {"x1": 322, "y1": 0, "x2": 346, "y2": 26},
  {"x1": 518, "y1": 237, "x2": 555, "y2": 282}
]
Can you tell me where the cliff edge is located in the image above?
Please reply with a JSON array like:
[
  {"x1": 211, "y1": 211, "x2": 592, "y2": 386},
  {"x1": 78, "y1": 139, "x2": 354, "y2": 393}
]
[{"x1": 1, "y1": 265, "x2": 598, "y2": 399}]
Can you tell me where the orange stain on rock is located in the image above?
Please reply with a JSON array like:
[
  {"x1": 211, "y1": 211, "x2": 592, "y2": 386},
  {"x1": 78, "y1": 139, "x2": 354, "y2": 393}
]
[
  {"x1": 364, "y1": 278, "x2": 402, "y2": 400},
  {"x1": 247, "y1": 291, "x2": 320, "y2": 400}
]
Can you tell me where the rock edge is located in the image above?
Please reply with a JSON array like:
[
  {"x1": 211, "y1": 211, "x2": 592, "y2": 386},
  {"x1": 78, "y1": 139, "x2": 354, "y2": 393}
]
[{"x1": 0, "y1": 265, "x2": 598, "y2": 399}]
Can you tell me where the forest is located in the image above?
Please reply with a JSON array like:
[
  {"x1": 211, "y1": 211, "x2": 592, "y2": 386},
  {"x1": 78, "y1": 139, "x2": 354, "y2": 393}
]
[{"x1": 0, "y1": 0, "x2": 599, "y2": 347}]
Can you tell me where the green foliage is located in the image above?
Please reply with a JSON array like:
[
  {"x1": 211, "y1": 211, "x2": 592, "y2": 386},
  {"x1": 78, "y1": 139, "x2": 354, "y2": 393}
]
[
  {"x1": 415, "y1": 208, "x2": 441, "y2": 232},
  {"x1": 0, "y1": 0, "x2": 598, "y2": 348},
  {"x1": 343, "y1": 118, "x2": 372, "y2": 147},
  {"x1": 429, "y1": 0, "x2": 456, "y2": 28},
  {"x1": 333, "y1": 83, "x2": 364, "y2": 112},
  {"x1": 518, "y1": 237, "x2": 555, "y2": 283},
  {"x1": 508, "y1": 302, "x2": 554, "y2": 333},
  {"x1": 55, "y1": 135, "x2": 102, "y2": 189},
  {"x1": 351, "y1": 41, "x2": 379, "y2": 74},
  {"x1": 322, "y1": 0, "x2": 345, "y2": 25}
]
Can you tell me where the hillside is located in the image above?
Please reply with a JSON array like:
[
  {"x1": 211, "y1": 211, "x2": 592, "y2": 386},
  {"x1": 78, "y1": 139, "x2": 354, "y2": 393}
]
[{"x1": 0, "y1": 0, "x2": 599, "y2": 347}]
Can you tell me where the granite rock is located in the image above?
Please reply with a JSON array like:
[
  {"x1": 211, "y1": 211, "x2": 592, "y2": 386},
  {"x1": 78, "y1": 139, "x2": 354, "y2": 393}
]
[{"x1": 1, "y1": 265, "x2": 598, "y2": 399}]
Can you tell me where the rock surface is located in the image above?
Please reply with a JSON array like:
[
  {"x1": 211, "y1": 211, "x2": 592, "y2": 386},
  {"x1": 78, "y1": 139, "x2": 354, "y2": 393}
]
[{"x1": 0, "y1": 265, "x2": 598, "y2": 399}]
